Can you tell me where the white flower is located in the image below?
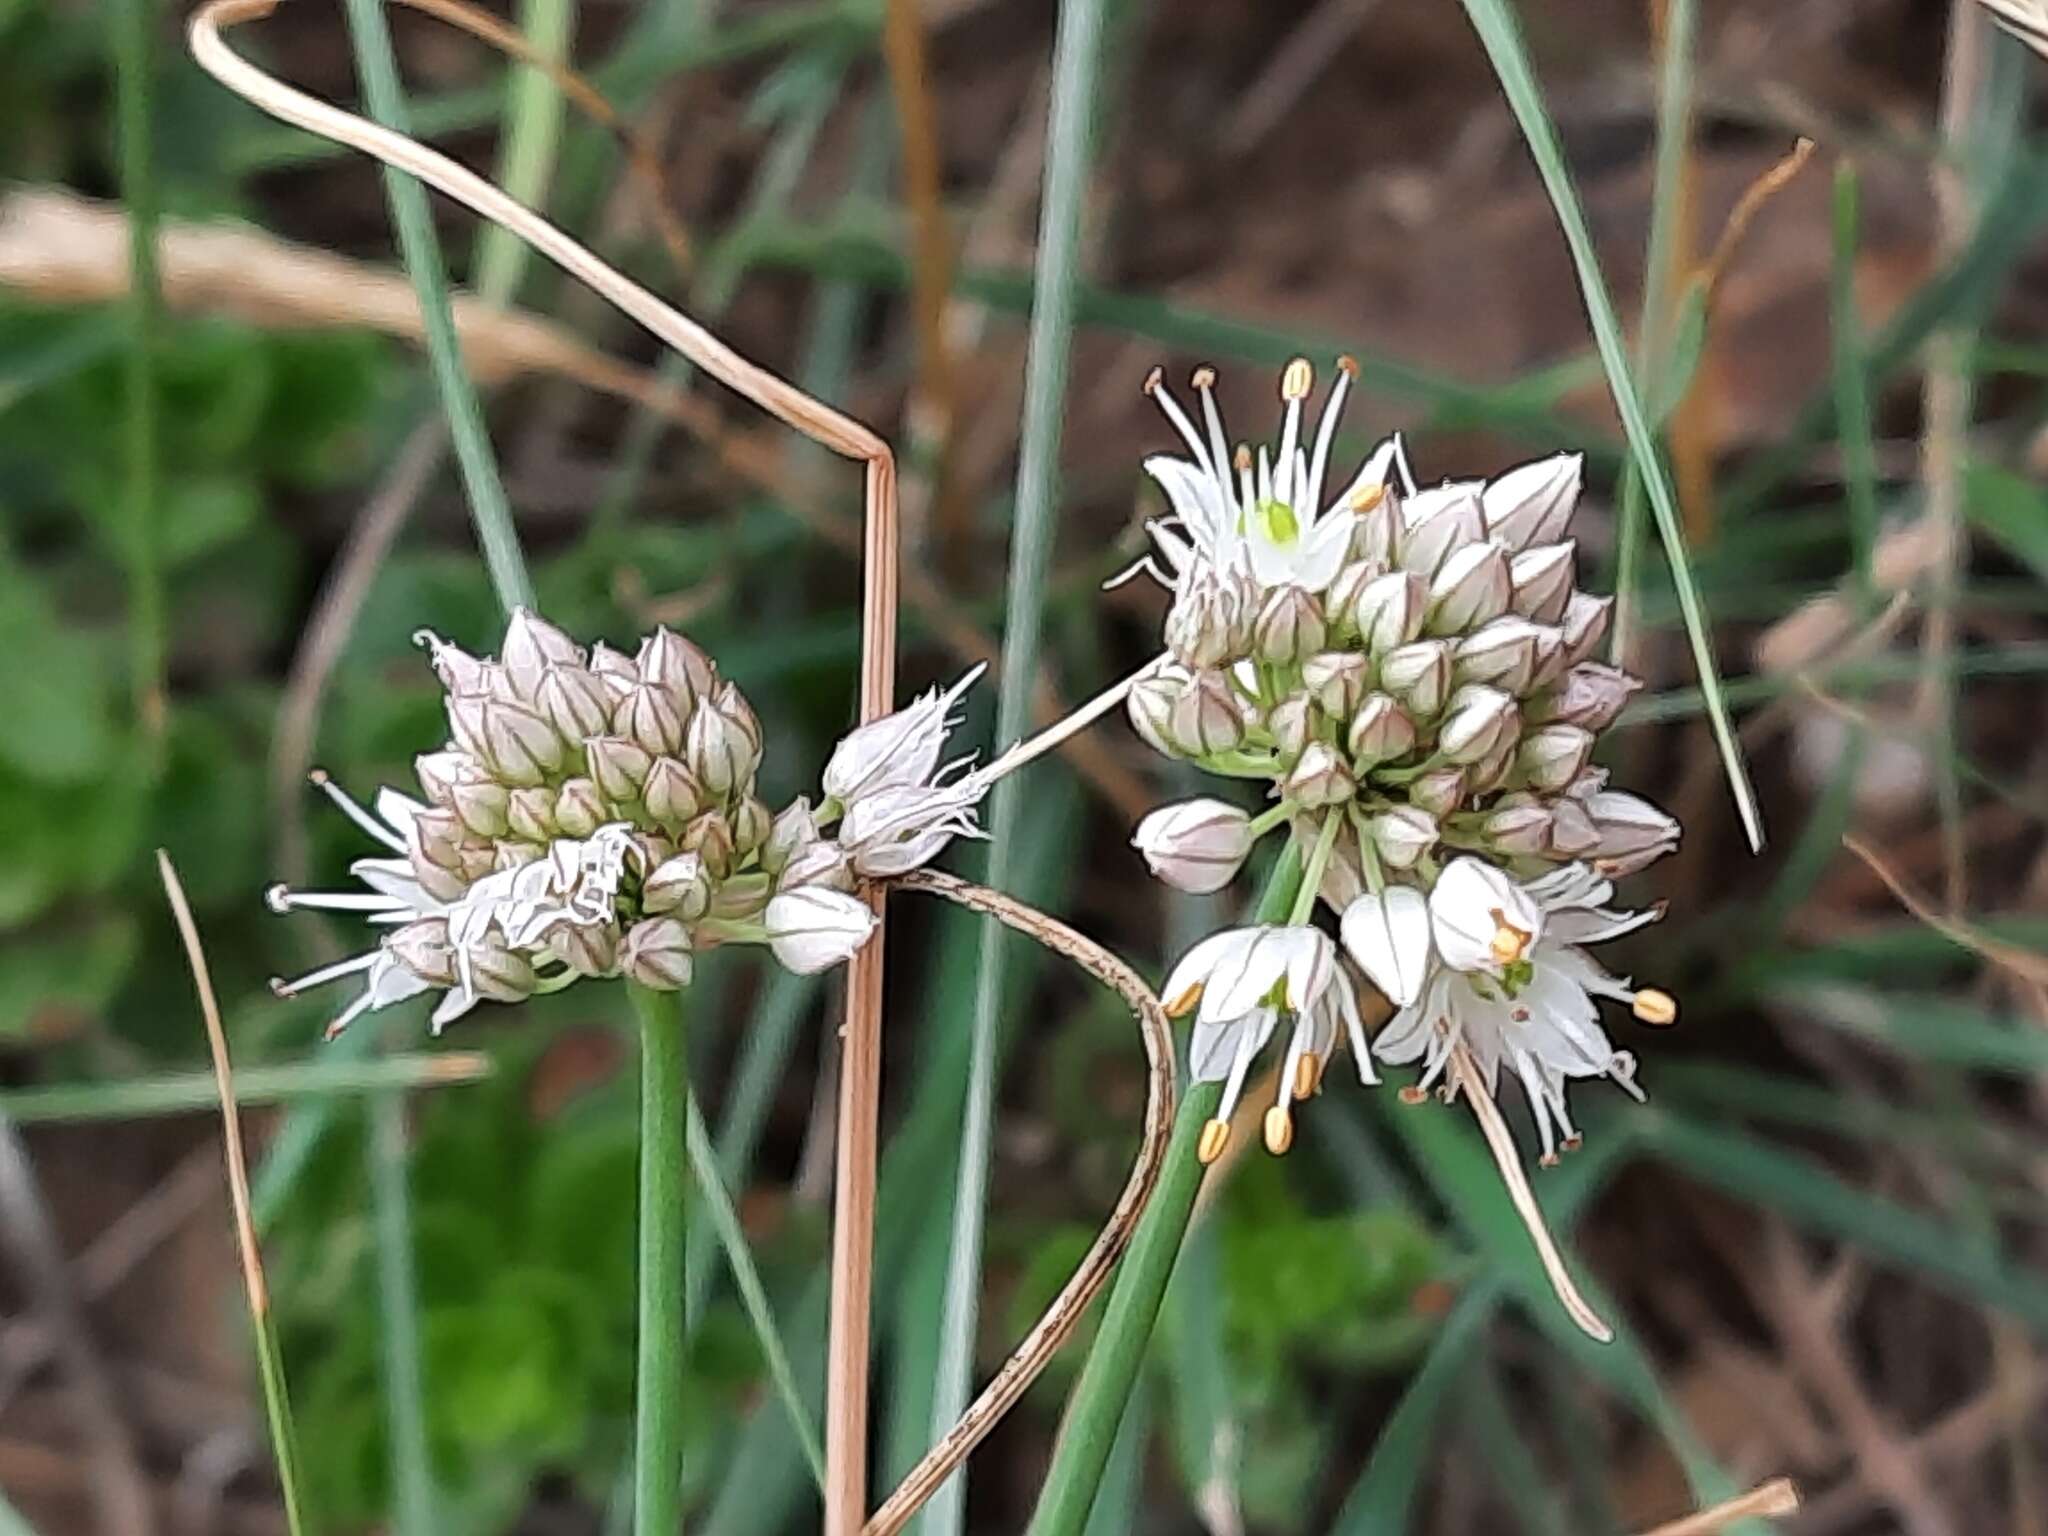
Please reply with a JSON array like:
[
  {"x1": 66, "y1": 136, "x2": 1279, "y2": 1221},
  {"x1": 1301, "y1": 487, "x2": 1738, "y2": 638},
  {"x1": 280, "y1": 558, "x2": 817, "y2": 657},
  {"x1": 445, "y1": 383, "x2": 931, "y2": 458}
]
[
  {"x1": 836, "y1": 775, "x2": 989, "y2": 877},
  {"x1": 1375, "y1": 861, "x2": 1671, "y2": 1162},
  {"x1": 1131, "y1": 799, "x2": 1254, "y2": 894},
  {"x1": 822, "y1": 664, "x2": 986, "y2": 806},
  {"x1": 1161, "y1": 924, "x2": 1375, "y2": 1163},
  {"x1": 1131, "y1": 359, "x2": 1412, "y2": 597},
  {"x1": 763, "y1": 887, "x2": 878, "y2": 974},
  {"x1": 1339, "y1": 886, "x2": 1431, "y2": 1006}
]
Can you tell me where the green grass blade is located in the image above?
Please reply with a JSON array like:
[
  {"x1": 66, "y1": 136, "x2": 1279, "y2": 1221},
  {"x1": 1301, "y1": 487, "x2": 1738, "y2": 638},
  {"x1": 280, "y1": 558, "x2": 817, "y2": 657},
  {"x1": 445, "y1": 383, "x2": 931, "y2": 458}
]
[
  {"x1": 471, "y1": 0, "x2": 578, "y2": 307},
  {"x1": 341, "y1": 0, "x2": 535, "y2": 613},
  {"x1": 368, "y1": 1092, "x2": 438, "y2": 1536},
  {"x1": 1830, "y1": 164, "x2": 1881, "y2": 605},
  {"x1": 0, "y1": 1051, "x2": 489, "y2": 1123},
  {"x1": 1610, "y1": 0, "x2": 1695, "y2": 657},
  {"x1": 1642, "y1": 1111, "x2": 2048, "y2": 1329},
  {"x1": 682, "y1": 1090, "x2": 828, "y2": 1490},
  {"x1": 113, "y1": 0, "x2": 164, "y2": 741},
  {"x1": 1455, "y1": 0, "x2": 1763, "y2": 851},
  {"x1": 924, "y1": 0, "x2": 1112, "y2": 1527}
]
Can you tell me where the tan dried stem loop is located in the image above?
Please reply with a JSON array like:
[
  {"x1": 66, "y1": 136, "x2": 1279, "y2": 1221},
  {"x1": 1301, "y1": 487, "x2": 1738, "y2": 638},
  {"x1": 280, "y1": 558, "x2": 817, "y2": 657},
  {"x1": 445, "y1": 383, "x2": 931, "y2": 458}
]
[{"x1": 864, "y1": 870, "x2": 1177, "y2": 1536}]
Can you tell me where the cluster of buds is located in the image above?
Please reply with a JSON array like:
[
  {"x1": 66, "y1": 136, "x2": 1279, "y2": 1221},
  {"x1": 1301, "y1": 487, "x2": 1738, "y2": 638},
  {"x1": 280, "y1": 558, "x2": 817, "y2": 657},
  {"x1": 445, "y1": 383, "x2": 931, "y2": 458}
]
[
  {"x1": 1125, "y1": 360, "x2": 1683, "y2": 1168},
  {"x1": 266, "y1": 610, "x2": 988, "y2": 1036}
]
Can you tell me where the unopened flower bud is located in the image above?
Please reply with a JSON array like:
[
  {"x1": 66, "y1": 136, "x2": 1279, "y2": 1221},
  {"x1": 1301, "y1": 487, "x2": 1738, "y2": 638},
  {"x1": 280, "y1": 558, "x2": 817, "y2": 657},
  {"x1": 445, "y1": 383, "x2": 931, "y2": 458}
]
[
  {"x1": 1252, "y1": 585, "x2": 1326, "y2": 665},
  {"x1": 1426, "y1": 541, "x2": 1511, "y2": 635},
  {"x1": 762, "y1": 799, "x2": 819, "y2": 878},
  {"x1": 1454, "y1": 617, "x2": 1552, "y2": 695},
  {"x1": 1127, "y1": 670, "x2": 1184, "y2": 756},
  {"x1": 1559, "y1": 591, "x2": 1614, "y2": 667},
  {"x1": 731, "y1": 796, "x2": 773, "y2": 857},
  {"x1": 1325, "y1": 560, "x2": 1378, "y2": 642},
  {"x1": 1265, "y1": 695, "x2": 1314, "y2": 763},
  {"x1": 1165, "y1": 570, "x2": 1247, "y2": 668},
  {"x1": 1410, "y1": 766, "x2": 1466, "y2": 818},
  {"x1": 1509, "y1": 541, "x2": 1576, "y2": 624},
  {"x1": 1482, "y1": 453, "x2": 1581, "y2": 552},
  {"x1": 1370, "y1": 806, "x2": 1437, "y2": 869},
  {"x1": 1398, "y1": 481, "x2": 1485, "y2": 577},
  {"x1": 1284, "y1": 741, "x2": 1354, "y2": 808},
  {"x1": 1352, "y1": 571, "x2": 1426, "y2": 654},
  {"x1": 1131, "y1": 799, "x2": 1254, "y2": 894},
  {"x1": 466, "y1": 939, "x2": 538, "y2": 1005},
  {"x1": 642, "y1": 758, "x2": 703, "y2": 828},
  {"x1": 1440, "y1": 685, "x2": 1518, "y2": 764},
  {"x1": 493, "y1": 840, "x2": 546, "y2": 873},
  {"x1": 1347, "y1": 693, "x2": 1416, "y2": 767},
  {"x1": 712, "y1": 873, "x2": 773, "y2": 923},
  {"x1": 415, "y1": 629, "x2": 490, "y2": 695},
  {"x1": 637, "y1": 627, "x2": 717, "y2": 707},
  {"x1": 1302, "y1": 652, "x2": 1371, "y2": 718},
  {"x1": 585, "y1": 735, "x2": 653, "y2": 803},
  {"x1": 589, "y1": 641, "x2": 640, "y2": 698},
  {"x1": 1548, "y1": 796, "x2": 1600, "y2": 856},
  {"x1": 414, "y1": 749, "x2": 472, "y2": 805},
  {"x1": 472, "y1": 698, "x2": 568, "y2": 786},
  {"x1": 1518, "y1": 723, "x2": 1594, "y2": 791},
  {"x1": 1467, "y1": 741, "x2": 1517, "y2": 795},
  {"x1": 778, "y1": 840, "x2": 855, "y2": 894},
  {"x1": 548, "y1": 921, "x2": 621, "y2": 979},
  {"x1": 1380, "y1": 640, "x2": 1453, "y2": 716},
  {"x1": 1482, "y1": 802, "x2": 1553, "y2": 855},
  {"x1": 687, "y1": 698, "x2": 759, "y2": 798},
  {"x1": 1582, "y1": 790, "x2": 1680, "y2": 862},
  {"x1": 1596, "y1": 843, "x2": 1680, "y2": 878},
  {"x1": 1348, "y1": 489, "x2": 1398, "y2": 566},
  {"x1": 386, "y1": 918, "x2": 456, "y2": 987},
  {"x1": 450, "y1": 779, "x2": 510, "y2": 839},
  {"x1": 457, "y1": 845, "x2": 497, "y2": 884},
  {"x1": 409, "y1": 857, "x2": 469, "y2": 903},
  {"x1": 764, "y1": 888, "x2": 877, "y2": 975},
  {"x1": 1536, "y1": 661, "x2": 1639, "y2": 731},
  {"x1": 550, "y1": 777, "x2": 606, "y2": 838},
  {"x1": 506, "y1": 786, "x2": 557, "y2": 844},
  {"x1": 716, "y1": 681, "x2": 763, "y2": 752},
  {"x1": 680, "y1": 809, "x2": 736, "y2": 879},
  {"x1": 621, "y1": 916, "x2": 694, "y2": 990},
  {"x1": 535, "y1": 665, "x2": 613, "y2": 743},
  {"x1": 408, "y1": 806, "x2": 465, "y2": 870},
  {"x1": 643, "y1": 852, "x2": 712, "y2": 921},
  {"x1": 615, "y1": 682, "x2": 686, "y2": 758},
  {"x1": 1169, "y1": 671, "x2": 1246, "y2": 757},
  {"x1": 501, "y1": 608, "x2": 583, "y2": 701}
]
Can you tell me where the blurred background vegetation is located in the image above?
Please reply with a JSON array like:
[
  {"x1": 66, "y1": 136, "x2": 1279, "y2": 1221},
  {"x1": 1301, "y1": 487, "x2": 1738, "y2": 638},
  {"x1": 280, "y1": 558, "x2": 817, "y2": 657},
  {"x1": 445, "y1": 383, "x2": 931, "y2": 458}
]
[{"x1": 2, "y1": 0, "x2": 2047, "y2": 1532}]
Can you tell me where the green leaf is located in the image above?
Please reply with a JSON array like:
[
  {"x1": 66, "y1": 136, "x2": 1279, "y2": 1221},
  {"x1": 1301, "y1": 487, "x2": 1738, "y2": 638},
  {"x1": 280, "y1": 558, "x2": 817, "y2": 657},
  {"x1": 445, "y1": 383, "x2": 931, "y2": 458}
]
[
  {"x1": 1967, "y1": 462, "x2": 2048, "y2": 582},
  {"x1": 0, "y1": 570, "x2": 117, "y2": 783},
  {"x1": 0, "y1": 915, "x2": 136, "y2": 1040}
]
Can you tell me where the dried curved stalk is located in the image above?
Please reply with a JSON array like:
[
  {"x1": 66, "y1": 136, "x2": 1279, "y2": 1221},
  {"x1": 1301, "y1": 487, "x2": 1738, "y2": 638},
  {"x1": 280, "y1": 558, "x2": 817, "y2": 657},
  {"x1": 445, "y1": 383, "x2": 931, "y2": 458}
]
[
  {"x1": 185, "y1": 8, "x2": 899, "y2": 1529},
  {"x1": 871, "y1": 870, "x2": 1177, "y2": 1536}
]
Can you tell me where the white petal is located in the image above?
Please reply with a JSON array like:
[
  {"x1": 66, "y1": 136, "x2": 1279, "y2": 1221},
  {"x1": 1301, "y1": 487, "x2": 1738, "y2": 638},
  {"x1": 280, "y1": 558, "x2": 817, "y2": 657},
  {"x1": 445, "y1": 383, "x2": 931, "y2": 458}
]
[
  {"x1": 1143, "y1": 454, "x2": 1227, "y2": 548},
  {"x1": 1161, "y1": 928, "x2": 1254, "y2": 1015},
  {"x1": 1340, "y1": 888, "x2": 1433, "y2": 1007},
  {"x1": 1429, "y1": 858, "x2": 1543, "y2": 974},
  {"x1": 1292, "y1": 510, "x2": 1357, "y2": 593}
]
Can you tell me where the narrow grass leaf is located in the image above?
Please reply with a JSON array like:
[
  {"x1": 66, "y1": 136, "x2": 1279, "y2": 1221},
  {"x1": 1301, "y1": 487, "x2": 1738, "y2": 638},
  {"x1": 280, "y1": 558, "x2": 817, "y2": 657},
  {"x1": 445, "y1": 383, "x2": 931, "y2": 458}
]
[
  {"x1": 924, "y1": 1, "x2": 1112, "y2": 1527},
  {"x1": 0, "y1": 1051, "x2": 489, "y2": 1123},
  {"x1": 1830, "y1": 165, "x2": 1882, "y2": 604},
  {"x1": 1456, "y1": 0, "x2": 1763, "y2": 851},
  {"x1": 113, "y1": 0, "x2": 165, "y2": 740},
  {"x1": 368, "y1": 1092, "x2": 438, "y2": 1536},
  {"x1": 341, "y1": 0, "x2": 535, "y2": 612},
  {"x1": 471, "y1": 0, "x2": 579, "y2": 307}
]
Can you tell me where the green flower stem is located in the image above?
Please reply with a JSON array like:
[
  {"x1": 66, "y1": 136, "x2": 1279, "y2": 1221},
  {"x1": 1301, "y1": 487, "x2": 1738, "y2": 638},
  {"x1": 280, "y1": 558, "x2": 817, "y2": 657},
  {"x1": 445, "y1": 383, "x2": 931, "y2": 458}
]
[
  {"x1": 1025, "y1": 839, "x2": 1305, "y2": 1536},
  {"x1": 629, "y1": 984, "x2": 689, "y2": 1536},
  {"x1": 1246, "y1": 801, "x2": 1295, "y2": 838},
  {"x1": 1290, "y1": 812, "x2": 1341, "y2": 926}
]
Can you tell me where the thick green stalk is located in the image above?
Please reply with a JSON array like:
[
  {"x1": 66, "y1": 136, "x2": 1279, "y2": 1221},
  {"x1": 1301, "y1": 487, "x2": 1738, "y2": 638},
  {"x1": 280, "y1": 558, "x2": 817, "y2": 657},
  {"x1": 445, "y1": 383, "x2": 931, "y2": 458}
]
[
  {"x1": 369, "y1": 1093, "x2": 437, "y2": 1535},
  {"x1": 471, "y1": 0, "x2": 578, "y2": 306},
  {"x1": 923, "y1": 0, "x2": 1111, "y2": 1527},
  {"x1": 631, "y1": 984, "x2": 689, "y2": 1536},
  {"x1": 341, "y1": 0, "x2": 535, "y2": 612},
  {"x1": 1026, "y1": 842, "x2": 1305, "y2": 1536}
]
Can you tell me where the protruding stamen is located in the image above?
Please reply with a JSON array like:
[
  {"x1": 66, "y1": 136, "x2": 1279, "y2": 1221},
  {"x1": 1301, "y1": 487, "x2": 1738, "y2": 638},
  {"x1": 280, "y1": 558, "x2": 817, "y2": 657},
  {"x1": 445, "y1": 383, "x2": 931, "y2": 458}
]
[
  {"x1": 1488, "y1": 909, "x2": 1534, "y2": 967},
  {"x1": 1539, "y1": 1151, "x2": 1561, "y2": 1168},
  {"x1": 1191, "y1": 367, "x2": 1233, "y2": 511},
  {"x1": 1263, "y1": 1105, "x2": 1294, "y2": 1155},
  {"x1": 1399, "y1": 1085, "x2": 1428, "y2": 1105},
  {"x1": 265, "y1": 882, "x2": 291, "y2": 914},
  {"x1": 1632, "y1": 988, "x2": 1678, "y2": 1025},
  {"x1": 1562, "y1": 1133, "x2": 1585, "y2": 1152},
  {"x1": 1304, "y1": 357, "x2": 1353, "y2": 513},
  {"x1": 323, "y1": 987, "x2": 380, "y2": 1042},
  {"x1": 310, "y1": 770, "x2": 407, "y2": 853},
  {"x1": 1347, "y1": 483, "x2": 1386, "y2": 513},
  {"x1": 1143, "y1": 365, "x2": 1163, "y2": 394},
  {"x1": 1280, "y1": 357, "x2": 1313, "y2": 401},
  {"x1": 266, "y1": 886, "x2": 410, "y2": 914},
  {"x1": 1292, "y1": 1052, "x2": 1320, "y2": 1101},
  {"x1": 270, "y1": 950, "x2": 380, "y2": 997},
  {"x1": 1191, "y1": 365, "x2": 1217, "y2": 390},
  {"x1": 1147, "y1": 369, "x2": 1216, "y2": 474},
  {"x1": 1337, "y1": 354, "x2": 1360, "y2": 379},
  {"x1": 1197, "y1": 1119, "x2": 1231, "y2": 1164},
  {"x1": 1165, "y1": 981, "x2": 1204, "y2": 1019},
  {"x1": 1235, "y1": 445, "x2": 1256, "y2": 517}
]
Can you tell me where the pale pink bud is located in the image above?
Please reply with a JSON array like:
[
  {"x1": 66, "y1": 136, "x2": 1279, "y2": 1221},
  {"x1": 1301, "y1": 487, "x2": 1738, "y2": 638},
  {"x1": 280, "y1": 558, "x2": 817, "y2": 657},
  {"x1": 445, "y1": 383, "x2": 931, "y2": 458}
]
[
  {"x1": 505, "y1": 786, "x2": 556, "y2": 844},
  {"x1": 1482, "y1": 802, "x2": 1553, "y2": 855},
  {"x1": 1380, "y1": 640, "x2": 1453, "y2": 716},
  {"x1": 413, "y1": 749, "x2": 472, "y2": 804},
  {"x1": 1303, "y1": 652, "x2": 1372, "y2": 718},
  {"x1": 386, "y1": 918, "x2": 457, "y2": 987},
  {"x1": 1352, "y1": 571, "x2": 1426, "y2": 654},
  {"x1": 761, "y1": 798, "x2": 818, "y2": 877},
  {"x1": 1265, "y1": 695, "x2": 1314, "y2": 763},
  {"x1": 466, "y1": 938, "x2": 538, "y2": 1003},
  {"x1": 1439, "y1": 685, "x2": 1518, "y2": 764},
  {"x1": 712, "y1": 680, "x2": 763, "y2": 754},
  {"x1": 589, "y1": 641, "x2": 640, "y2": 698},
  {"x1": 477, "y1": 698, "x2": 566, "y2": 785},
  {"x1": 1131, "y1": 799, "x2": 1255, "y2": 894},
  {"x1": 450, "y1": 779, "x2": 510, "y2": 839},
  {"x1": 1425, "y1": 542, "x2": 1511, "y2": 636},
  {"x1": 1410, "y1": 766, "x2": 1466, "y2": 818},
  {"x1": 680, "y1": 810, "x2": 736, "y2": 879},
  {"x1": 1559, "y1": 591, "x2": 1614, "y2": 666},
  {"x1": 1169, "y1": 671, "x2": 1247, "y2": 757},
  {"x1": 1454, "y1": 617, "x2": 1553, "y2": 695},
  {"x1": 1482, "y1": 453, "x2": 1581, "y2": 551},
  {"x1": 687, "y1": 698, "x2": 759, "y2": 798},
  {"x1": 501, "y1": 608, "x2": 583, "y2": 701},
  {"x1": 408, "y1": 806, "x2": 465, "y2": 870},
  {"x1": 764, "y1": 888, "x2": 877, "y2": 974},
  {"x1": 1347, "y1": 694, "x2": 1416, "y2": 767},
  {"x1": 492, "y1": 839, "x2": 545, "y2": 873},
  {"x1": 585, "y1": 734, "x2": 654, "y2": 802},
  {"x1": 1369, "y1": 806, "x2": 1438, "y2": 870},
  {"x1": 1165, "y1": 569, "x2": 1247, "y2": 668},
  {"x1": 1253, "y1": 584, "x2": 1326, "y2": 665},
  {"x1": 1324, "y1": 560, "x2": 1378, "y2": 641},
  {"x1": 731, "y1": 796, "x2": 773, "y2": 857},
  {"x1": 1284, "y1": 741, "x2": 1354, "y2": 808},
  {"x1": 643, "y1": 852, "x2": 713, "y2": 921},
  {"x1": 1509, "y1": 541, "x2": 1576, "y2": 624},
  {"x1": 1547, "y1": 796, "x2": 1600, "y2": 856},
  {"x1": 1348, "y1": 489, "x2": 1398, "y2": 566},
  {"x1": 777, "y1": 840, "x2": 855, "y2": 894},
  {"x1": 637, "y1": 627, "x2": 717, "y2": 706},
  {"x1": 643, "y1": 757, "x2": 703, "y2": 827},
  {"x1": 613, "y1": 683, "x2": 686, "y2": 757},
  {"x1": 1536, "y1": 661, "x2": 1639, "y2": 730},
  {"x1": 1518, "y1": 724, "x2": 1594, "y2": 792},
  {"x1": 548, "y1": 921, "x2": 621, "y2": 979},
  {"x1": 621, "y1": 916, "x2": 695, "y2": 990},
  {"x1": 554, "y1": 777, "x2": 607, "y2": 837},
  {"x1": 535, "y1": 665, "x2": 613, "y2": 743},
  {"x1": 414, "y1": 629, "x2": 490, "y2": 695},
  {"x1": 1398, "y1": 481, "x2": 1485, "y2": 577},
  {"x1": 1127, "y1": 670, "x2": 1184, "y2": 756},
  {"x1": 1582, "y1": 790, "x2": 1680, "y2": 860}
]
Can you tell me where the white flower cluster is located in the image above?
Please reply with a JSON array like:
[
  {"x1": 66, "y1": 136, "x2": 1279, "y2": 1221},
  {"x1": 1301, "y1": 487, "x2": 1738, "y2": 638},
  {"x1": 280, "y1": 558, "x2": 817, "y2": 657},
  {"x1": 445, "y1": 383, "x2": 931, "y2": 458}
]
[
  {"x1": 1125, "y1": 361, "x2": 1681, "y2": 1164},
  {"x1": 267, "y1": 609, "x2": 987, "y2": 1037}
]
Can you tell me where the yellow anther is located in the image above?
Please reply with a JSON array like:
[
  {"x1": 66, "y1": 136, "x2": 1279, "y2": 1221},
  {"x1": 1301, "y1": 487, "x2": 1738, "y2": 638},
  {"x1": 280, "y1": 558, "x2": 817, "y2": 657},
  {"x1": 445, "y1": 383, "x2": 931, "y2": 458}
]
[
  {"x1": 1336, "y1": 353, "x2": 1360, "y2": 379},
  {"x1": 1281, "y1": 357, "x2": 1313, "y2": 401},
  {"x1": 1165, "y1": 981, "x2": 1205, "y2": 1019},
  {"x1": 1347, "y1": 482, "x2": 1386, "y2": 514},
  {"x1": 1632, "y1": 988, "x2": 1678, "y2": 1026},
  {"x1": 1197, "y1": 1119, "x2": 1232, "y2": 1164},
  {"x1": 1488, "y1": 909, "x2": 1533, "y2": 967},
  {"x1": 1292, "y1": 1053, "x2": 1320, "y2": 1101},
  {"x1": 1263, "y1": 1106, "x2": 1295, "y2": 1155}
]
